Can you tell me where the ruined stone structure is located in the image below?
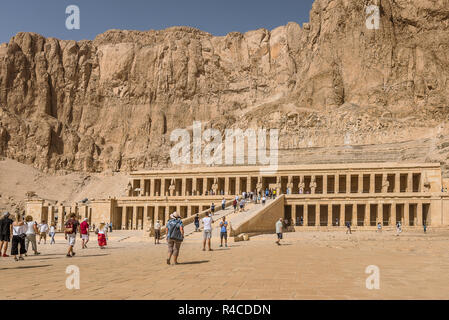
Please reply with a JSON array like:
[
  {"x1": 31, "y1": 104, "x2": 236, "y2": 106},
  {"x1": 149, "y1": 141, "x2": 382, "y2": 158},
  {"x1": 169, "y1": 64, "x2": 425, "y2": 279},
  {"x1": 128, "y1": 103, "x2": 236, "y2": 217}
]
[{"x1": 26, "y1": 162, "x2": 449, "y2": 231}]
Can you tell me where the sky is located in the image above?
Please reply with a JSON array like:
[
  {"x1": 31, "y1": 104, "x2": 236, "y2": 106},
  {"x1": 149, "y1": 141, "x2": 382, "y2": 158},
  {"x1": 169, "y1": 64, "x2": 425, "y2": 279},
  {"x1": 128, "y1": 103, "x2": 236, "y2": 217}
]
[{"x1": 0, "y1": 0, "x2": 315, "y2": 44}]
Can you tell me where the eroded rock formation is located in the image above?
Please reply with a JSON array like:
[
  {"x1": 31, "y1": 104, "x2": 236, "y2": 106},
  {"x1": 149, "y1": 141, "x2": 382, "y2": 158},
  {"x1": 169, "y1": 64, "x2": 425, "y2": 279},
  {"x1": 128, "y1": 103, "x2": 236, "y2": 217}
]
[{"x1": 0, "y1": 0, "x2": 448, "y2": 175}]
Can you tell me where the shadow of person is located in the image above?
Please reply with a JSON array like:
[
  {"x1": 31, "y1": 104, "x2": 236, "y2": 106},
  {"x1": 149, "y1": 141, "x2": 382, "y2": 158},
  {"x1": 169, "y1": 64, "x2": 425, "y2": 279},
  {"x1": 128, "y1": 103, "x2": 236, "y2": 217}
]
[
  {"x1": 176, "y1": 260, "x2": 209, "y2": 265},
  {"x1": 0, "y1": 264, "x2": 52, "y2": 271}
]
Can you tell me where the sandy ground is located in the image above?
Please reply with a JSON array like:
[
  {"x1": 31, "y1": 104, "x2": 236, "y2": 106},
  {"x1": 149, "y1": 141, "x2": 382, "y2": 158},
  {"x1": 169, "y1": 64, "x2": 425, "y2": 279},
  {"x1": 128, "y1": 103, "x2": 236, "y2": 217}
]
[
  {"x1": 1, "y1": 228, "x2": 449, "y2": 300},
  {"x1": 0, "y1": 158, "x2": 128, "y2": 212}
]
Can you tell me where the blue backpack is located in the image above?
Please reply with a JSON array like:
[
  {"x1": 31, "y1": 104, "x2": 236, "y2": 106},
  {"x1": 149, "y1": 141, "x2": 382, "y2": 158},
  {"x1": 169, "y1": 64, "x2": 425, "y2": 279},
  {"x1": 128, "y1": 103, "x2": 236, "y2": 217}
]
[{"x1": 167, "y1": 219, "x2": 184, "y2": 242}]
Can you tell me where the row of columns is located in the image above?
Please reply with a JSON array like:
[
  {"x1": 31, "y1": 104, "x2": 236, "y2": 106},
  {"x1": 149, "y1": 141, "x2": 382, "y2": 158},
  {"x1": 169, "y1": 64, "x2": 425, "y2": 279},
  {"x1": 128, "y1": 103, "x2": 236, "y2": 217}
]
[
  {"x1": 290, "y1": 202, "x2": 427, "y2": 227},
  {"x1": 132, "y1": 172, "x2": 423, "y2": 197}
]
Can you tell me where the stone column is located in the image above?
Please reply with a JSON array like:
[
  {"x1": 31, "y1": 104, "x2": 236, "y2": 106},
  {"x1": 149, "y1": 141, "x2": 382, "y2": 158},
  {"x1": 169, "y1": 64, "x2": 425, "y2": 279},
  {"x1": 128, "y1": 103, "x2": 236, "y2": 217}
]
[
  {"x1": 323, "y1": 175, "x2": 328, "y2": 194},
  {"x1": 358, "y1": 174, "x2": 363, "y2": 193},
  {"x1": 346, "y1": 174, "x2": 350, "y2": 194},
  {"x1": 161, "y1": 179, "x2": 166, "y2": 197},
  {"x1": 182, "y1": 178, "x2": 186, "y2": 196},
  {"x1": 417, "y1": 202, "x2": 423, "y2": 226},
  {"x1": 132, "y1": 206, "x2": 138, "y2": 230},
  {"x1": 407, "y1": 173, "x2": 413, "y2": 192},
  {"x1": 247, "y1": 176, "x2": 251, "y2": 193},
  {"x1": 339, "y1": 204, "x2": 345, "y2": 226},
  {"x1": 192, "y1": 178, "x2": 198, "y2": 195},
  {"x1": 165, "y1": 206, "x2": 170, "y2": 225},
  {"x1": 122, "y1": 207, "x2": 127, "y2": 230},
  {"x1": 370, "y1": 173, "x2": 375, "y2": 193},
  {"x1": 327, "y1": 203, "x2": 332, "y2": 226},
  {"x1": 150, "y1": 179, "x2": 155, "y2": 197},
  {"x1": 391, "y1": 203, "x2": 397, "y2": 226},
  {"x1": 143, "y1": 206, "x2": 148, "y2": 231},
  {"x1": 187, "y1": 206, "x2": 192, "y2": 218},
  {"x1": 58, "y1": 206, "x2": 65, "y2": 232},
  {"x1": 352, "y1": 203, "x2": 357, "y2": 226},
  {"x1": 404, "y1": 203, "x2": 410, "y2": 226},
  {"x1": 48, "y1": 206, "x2": 55, "y2": 225},
  {"x1": 364, "y1": 203, "x2": 370, "y2": 226},
  {"x1": 379, "y1": 203, "x2": 384, "y2": 225},
  {"x1": 395, "y1": 174, "x2": 401, "y2": 193},
  {"x1": 225, "y1": 177, "x2": 230, "y2": 195},
  {"x1": 236, "y1": 177, "x2": 240, "y2": 195},
  {"x1": 292, "y1": 204, "x2": 297, "y2": 225},
  {"x1": 140, "y1": 179, "x2": 145, "y2": 196},
  {"x1": 304, "y1": 204, "x2": 309, "y2": 226},
  {"x1": 336, "y1": 174, "x2": 340, "y2": 194},
  {"x1": 315, "y1": 204, "x2": 320, "y2": 227},
  {"x1": 203, "y1": 178, "x2": 208, "y2": 195}
]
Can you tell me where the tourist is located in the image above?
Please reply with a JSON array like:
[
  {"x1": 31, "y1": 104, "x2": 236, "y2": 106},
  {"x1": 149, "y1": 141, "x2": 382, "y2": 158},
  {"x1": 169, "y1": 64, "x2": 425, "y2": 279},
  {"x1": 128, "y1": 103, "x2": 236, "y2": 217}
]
[
  {"x1": 345, "y1": 221, "x2": 352, "y2": 234},
  {"x1": 377, "y1": 222, "x2": 382, "y2": 233},
  {"x1": 80, "y1": 218, "x2": 89, "y2": 249},
  {"x1": 97, "y1": 222, "x2": 108, "y2": 249},
  {"x1": 335, "y1": 218, "x2": 339, "y2": 226},
  {"x1": 275, "y1": 218, "x2": 283, "y2": 245},
  {"x1": 194, "y1": 214, "x2": 200, "y2": 232},
  {"x1": 64, "y1": 213, "x2": 80, "y2": 258},
  {"x1": 38, "y1": 220, "x2": 49, "y2": 245},
  {"x1": 109, "y1": 222, "x2": 113, "y2": 232},
  {"x1": 221, "y1": 198, "x2": 226, "y2": 211},
  {"x1": 423, "y1": 223, "x2": 427, "y2": 233},
  {"x1": 296, "y1": 216, "x2": 300, "y2": 226},
  {"x1": 219, "y1": 217, "x2": 228, "y2": 248},
  {"x1": 273, "y1": 189, "x2": 277, "y2": 199},
  {"x1": 11, "y1": 213, "x2": 27, "y2": 261},
  {"x1": 0, "y1": 212, "x2": 13, "y2": 257},
  {"x1": 239, "y1": 198, "x2": 245, "y2": 212},
  {"x1": 233, "y1": 199, "x2": 238, "y2": 212},
  {"x1": 166, "y1": 212, "x2": 184, "y2": 265},
  {"x1": 300, "y1": 216, "x2": 304, "y2": 226},
  {"x1": 24, "y1": 216, "x2": 40, "y2": 255},
  {"x1": 49, "y1": 223, "x2": 56, "y2": 244},
  {"x1": 396, "y1": 221, "x2": 402, "y2": 236},
  {"x1": 154, "y1": 220, "x2": 161, "y2": 244},
  {"x1": 202, "y1": 212, "x2": 213, "y2": 251},
  {"x1": 211, "y1": 203, "x2": 215, "y2": 215}
]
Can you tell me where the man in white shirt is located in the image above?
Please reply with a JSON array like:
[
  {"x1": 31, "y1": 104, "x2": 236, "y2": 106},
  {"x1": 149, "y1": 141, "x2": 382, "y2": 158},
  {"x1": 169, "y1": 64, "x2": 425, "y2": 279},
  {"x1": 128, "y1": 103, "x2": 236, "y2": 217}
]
[
  {"x1": 202, "y1": 213, "x2": 213, "y2": 251},
  {"x1": 38, "y1": 220, "x2": 49, "y2": 244},
  {"x1": 275, "y1": 218, "x2": 283, "y2": 246}
]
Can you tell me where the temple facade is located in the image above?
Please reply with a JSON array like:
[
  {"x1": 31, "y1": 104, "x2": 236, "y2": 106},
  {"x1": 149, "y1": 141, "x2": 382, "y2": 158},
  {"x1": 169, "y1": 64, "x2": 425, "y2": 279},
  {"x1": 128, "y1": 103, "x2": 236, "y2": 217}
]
[{"x1": 26, "y1": 162, "x2": 449, "y2": 231}]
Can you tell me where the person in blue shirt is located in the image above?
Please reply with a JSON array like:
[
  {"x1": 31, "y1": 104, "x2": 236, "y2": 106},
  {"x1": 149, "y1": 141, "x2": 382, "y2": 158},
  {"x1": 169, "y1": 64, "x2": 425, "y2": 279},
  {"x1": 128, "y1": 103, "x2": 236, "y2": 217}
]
[
  {"x1": 165, "y1": 212, "x2": 184, "y2": 265},
  {"x1": 219, "y1": 217, "x2": 228, "y2": 248}
]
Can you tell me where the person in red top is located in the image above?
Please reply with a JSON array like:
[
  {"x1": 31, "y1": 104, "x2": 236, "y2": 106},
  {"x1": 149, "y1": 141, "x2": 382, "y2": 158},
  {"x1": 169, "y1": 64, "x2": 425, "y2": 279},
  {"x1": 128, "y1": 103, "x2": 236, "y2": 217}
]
[{"x1": 80, "y1": 218, "x2": 89, "y2": 249}]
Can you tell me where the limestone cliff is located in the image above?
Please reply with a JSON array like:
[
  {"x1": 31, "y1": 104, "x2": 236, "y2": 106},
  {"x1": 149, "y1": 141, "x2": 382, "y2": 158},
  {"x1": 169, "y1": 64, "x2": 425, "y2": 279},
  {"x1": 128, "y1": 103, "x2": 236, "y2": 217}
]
[{"x1": 1, "y1": 0, "x2": 449, "y2": 175}]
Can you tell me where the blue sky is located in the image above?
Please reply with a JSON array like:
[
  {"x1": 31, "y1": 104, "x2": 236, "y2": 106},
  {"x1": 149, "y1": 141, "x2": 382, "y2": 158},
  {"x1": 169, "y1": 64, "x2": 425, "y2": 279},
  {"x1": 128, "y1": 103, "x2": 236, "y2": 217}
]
[{"x1": 0, "y1": 0, "x2": 315, "y2": 43}]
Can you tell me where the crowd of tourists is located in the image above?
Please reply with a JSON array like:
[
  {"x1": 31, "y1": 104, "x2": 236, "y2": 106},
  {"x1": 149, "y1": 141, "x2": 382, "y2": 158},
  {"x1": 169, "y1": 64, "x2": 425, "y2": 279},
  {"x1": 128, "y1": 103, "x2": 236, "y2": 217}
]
[{"x1": 0, "y1": 211, "x2": 112, "y2": 261}]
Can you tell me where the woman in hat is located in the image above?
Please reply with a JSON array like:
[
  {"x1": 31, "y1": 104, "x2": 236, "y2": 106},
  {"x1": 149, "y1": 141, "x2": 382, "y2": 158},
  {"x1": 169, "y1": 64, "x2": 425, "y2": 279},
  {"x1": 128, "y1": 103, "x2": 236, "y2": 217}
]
[{"x1": 97, "y1": 222, "x2": 108, "y2": 249}]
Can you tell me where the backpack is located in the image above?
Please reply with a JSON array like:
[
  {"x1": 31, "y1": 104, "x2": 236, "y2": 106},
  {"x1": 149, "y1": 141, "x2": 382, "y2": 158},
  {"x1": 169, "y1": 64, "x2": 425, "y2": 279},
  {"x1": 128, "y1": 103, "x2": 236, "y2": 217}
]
[
  {"x1": 65, "y1": 220, "x2": 75, "y2": 234},
  {"x1": 168, "y1": 220, "x2": 183, "y2": 242}
]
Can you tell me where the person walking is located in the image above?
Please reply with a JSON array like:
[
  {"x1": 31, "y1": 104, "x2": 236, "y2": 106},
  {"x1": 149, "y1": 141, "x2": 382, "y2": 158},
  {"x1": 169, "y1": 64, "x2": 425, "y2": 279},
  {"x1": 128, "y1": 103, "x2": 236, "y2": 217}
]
[
  {"x1": 262, "y1": 195, "x2": 266, "y2": 206},
  {"x1": 38, "y1": 220, "x2": 49, "y2": 245},
  {"x1": 97, "y1": 222, "x2": 108, "y2": 249},
  {"x1": 210, "y1": 203, "x2": 215, "y2": 215},
  {"x1": 239, "y1": 198, "x2": 245, "y2": 212},
  {"x1": 221, "y1": 198, "x2": 226, "y2": 211},
  {"x1": 423, "y1": 223, "x2": 427, "y2": 233},
  {"x1": 0, "y1": 212, "x2": 13, "y2": 257},
  {"x1": 376, "y1": 222, "x2": 382, "y2": 233},
  {"x1": 194, "y1": 214, "x2": 200, "y2": 232},
  {"x1": 80, "y1": 218, "x2": 89, "y2": 249},
  {"x1": 24, "y1": 216, "x2": 40, "y2": 255},
  {"x1": 275, "y1": 218, "x2": 283, "y2": 245},
  {"x1": 219, "y1": 217, "x2": 228, "y2": 248},
  {"x1": 11, "y1": 213, "x2": 27, "y2": 261},
  {"x1": 346, "y1": 221, "x2": 352, "y2": 234},
  {"x1": 166, "y1": 212, "x2": 184, "y2": 265},
  {"x1": 154, "y1": 220, "x2": 161, "y2": 244},
  {"x1": 64, "y1": 213, "x2": 79, "y2": 258},
  {"x1": 233, "y1": 199, "x2": 238, "y2": 213},
  {"x1": 109, "y1": 222, "x2": 113, "y2": 233},
  {"x1": 202, "y1": 212, "x2": 213, "y2": 251},
  {"x1": 396, "y1": 221, "x2": 402, "y2": 236},
  {"x1": 49, "y1": 223, "x2": 56, "y2": 244}
]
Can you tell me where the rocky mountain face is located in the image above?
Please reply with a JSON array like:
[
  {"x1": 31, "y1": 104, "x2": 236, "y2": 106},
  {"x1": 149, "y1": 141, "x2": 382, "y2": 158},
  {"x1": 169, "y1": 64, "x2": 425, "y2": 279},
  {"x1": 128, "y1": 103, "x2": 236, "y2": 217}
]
[{"x1": 1, "y1": 0, "x2": 449, "y2": 176}]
